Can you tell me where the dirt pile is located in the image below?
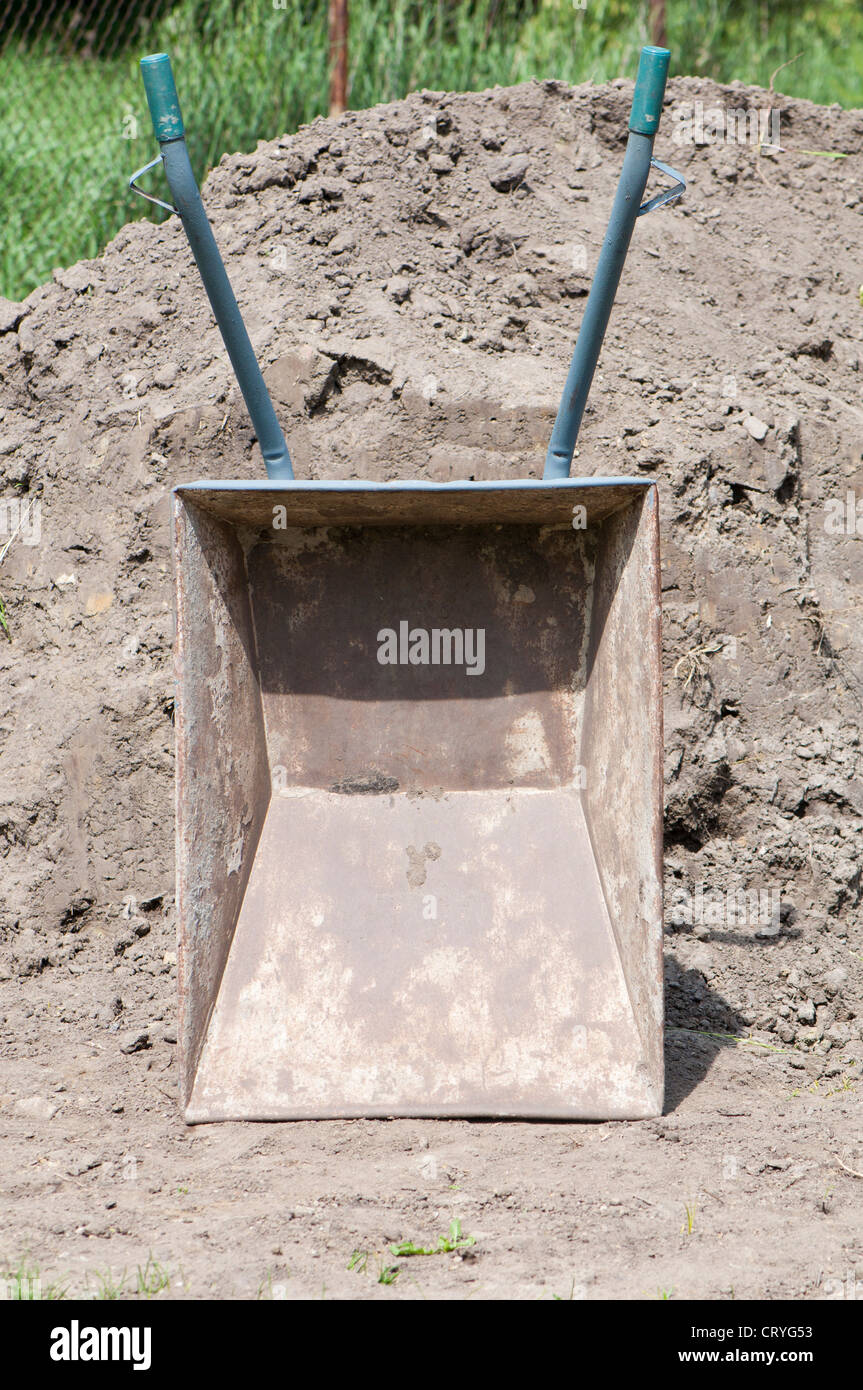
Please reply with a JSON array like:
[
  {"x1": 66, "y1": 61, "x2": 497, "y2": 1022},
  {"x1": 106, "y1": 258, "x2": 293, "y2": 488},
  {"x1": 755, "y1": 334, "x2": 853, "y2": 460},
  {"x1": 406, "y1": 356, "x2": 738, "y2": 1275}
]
[{"x1": 1, "y1": 73, "x2": 862, "y2": 1082}]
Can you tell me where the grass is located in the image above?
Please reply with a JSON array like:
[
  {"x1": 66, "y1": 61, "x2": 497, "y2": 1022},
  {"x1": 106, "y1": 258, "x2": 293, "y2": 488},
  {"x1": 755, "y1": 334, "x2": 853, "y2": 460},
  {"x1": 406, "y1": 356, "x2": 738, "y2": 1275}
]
[
  {"x1": 2, "y1": 1253, "x2": 174, "y2": 1301},
  {"x1": 668, "y1": 1027, "x2": 794, "y2": 1055},
  {"x1": 789, "y1": 1073, "x2": 859, "y2": 1099},
  {"x1": 347, "y1": 1247, "x2": 401, "y2": 1284},
  {"x1": 89, "y1": 1267, "x2": 128, "y2": 1300},
  {"x1": 86, "y1": 1256, "x2": 171, "y2": 1300},
  {"x1": 1, "y1": 1257, "x2": 68, "y2": 1301},
  {"x1": 1, "y1": 0, "x2": 862, "y2": 299},
  {"x1": 256, "y1": 1270, "x2": 290, "y2": 1299},
  {"x1": 135, "y1": 1255, "x2": 171, "y2": 1298},
  {"x1": 799, "y1": 148, "x2": 852, "y2": 159}
]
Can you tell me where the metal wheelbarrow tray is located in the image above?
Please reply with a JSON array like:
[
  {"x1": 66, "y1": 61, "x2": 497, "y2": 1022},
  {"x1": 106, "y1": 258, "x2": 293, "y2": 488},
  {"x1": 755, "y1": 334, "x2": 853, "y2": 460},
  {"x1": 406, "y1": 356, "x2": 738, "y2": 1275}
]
[
  {"x1": 133, "y1": 46, "x2": 684, "y2": 1121},
  {"x1": 173, "y1": 477, "x2": 663, "y2": 1120}
]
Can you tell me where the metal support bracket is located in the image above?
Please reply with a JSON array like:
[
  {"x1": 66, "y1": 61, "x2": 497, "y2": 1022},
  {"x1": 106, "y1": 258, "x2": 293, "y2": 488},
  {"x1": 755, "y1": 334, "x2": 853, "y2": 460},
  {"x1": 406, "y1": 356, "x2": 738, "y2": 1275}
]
[
  {"x1": 637, "y1": 158, "x2": 686, "y2": 216},
  {"x1": 129, "y1": 155, "x2": 178, "y2": 215}
]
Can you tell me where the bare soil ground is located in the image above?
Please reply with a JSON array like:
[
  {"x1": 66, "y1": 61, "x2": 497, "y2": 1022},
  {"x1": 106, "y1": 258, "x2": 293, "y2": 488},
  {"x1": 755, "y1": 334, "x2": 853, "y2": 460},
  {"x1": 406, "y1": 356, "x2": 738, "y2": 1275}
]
[{"x1": 1, "y1": 74, "x2": 862, "y2": 1299}]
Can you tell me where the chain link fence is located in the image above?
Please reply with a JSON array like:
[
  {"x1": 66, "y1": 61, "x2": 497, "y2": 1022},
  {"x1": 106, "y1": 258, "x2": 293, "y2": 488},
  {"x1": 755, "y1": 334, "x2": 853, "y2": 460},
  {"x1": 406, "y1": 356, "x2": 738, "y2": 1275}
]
[
  {"x1": 0, "y1": 0, "x2": 337, "y2": 303},
  {"x1": 0, "y1": 2, "x2": 179, "y2": 300}
]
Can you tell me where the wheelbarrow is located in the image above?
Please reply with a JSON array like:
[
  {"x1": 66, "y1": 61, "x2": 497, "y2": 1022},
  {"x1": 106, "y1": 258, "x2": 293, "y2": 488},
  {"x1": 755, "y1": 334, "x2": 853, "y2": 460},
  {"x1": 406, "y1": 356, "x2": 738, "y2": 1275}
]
[{"x1": 132, "y1": 47, "x2": 683, "y2": 1122}]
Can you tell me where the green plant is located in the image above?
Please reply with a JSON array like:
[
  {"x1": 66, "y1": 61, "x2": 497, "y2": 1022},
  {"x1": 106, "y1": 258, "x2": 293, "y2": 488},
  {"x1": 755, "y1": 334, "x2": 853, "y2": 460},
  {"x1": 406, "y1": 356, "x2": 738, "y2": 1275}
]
[
  {"x1": 825, "y1": 1075, "x2": 856, "y2": 1096},
  {"x1": 799, "y1": 148, "x2": 851, "y2": 158},
  {"x1": 390, "y1": 1218, "x2": 476, "y2": 1258},
  {"x1": 135, "y1": 1256, "x2": 170, "y2": 1299},
  {"x1": 89, "y1": 1267, "x2": 128, "y2": 1300}
]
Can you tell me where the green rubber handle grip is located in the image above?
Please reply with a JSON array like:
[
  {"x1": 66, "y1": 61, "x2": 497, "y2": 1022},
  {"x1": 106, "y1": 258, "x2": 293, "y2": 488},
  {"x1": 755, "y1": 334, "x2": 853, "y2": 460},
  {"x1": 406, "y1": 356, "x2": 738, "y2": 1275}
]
[
  {"x1": 629, "y1": 45, "x2": 670, "y2": 136},
  {"x1": 140, "y1": 52, "x2": 185, "y2": 143}
]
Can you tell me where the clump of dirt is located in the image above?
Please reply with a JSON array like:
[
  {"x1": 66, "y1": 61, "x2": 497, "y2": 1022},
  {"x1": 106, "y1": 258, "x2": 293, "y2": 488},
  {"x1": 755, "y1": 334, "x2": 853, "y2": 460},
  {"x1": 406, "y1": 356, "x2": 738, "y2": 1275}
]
[{"x1": 0, "y1": 75, "x2": 862, "y2": 1297}]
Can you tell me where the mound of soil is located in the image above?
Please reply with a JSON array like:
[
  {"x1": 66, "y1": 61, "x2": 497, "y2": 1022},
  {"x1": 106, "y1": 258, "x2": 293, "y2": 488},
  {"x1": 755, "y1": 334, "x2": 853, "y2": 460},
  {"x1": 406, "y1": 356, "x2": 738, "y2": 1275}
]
[{"x1": 0, "y1": 75, "x2": 861, "y2": 1298}]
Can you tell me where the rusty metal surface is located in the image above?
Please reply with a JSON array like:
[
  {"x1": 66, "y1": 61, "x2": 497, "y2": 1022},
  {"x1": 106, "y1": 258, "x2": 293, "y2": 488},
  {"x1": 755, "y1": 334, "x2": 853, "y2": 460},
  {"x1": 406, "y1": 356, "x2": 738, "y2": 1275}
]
[
  {"x1": 248, "y1": 524, "x2": 590, "y2": 793},
  {"x1": 173, "y1": 501, "x2": 272, "y2": 1109},
  {"x1": 173, "y1": 481, "x2": 664, "y2": 1121},
  {"x1": 581, "y1": 487, "x2": 665, "y2": 1092}
]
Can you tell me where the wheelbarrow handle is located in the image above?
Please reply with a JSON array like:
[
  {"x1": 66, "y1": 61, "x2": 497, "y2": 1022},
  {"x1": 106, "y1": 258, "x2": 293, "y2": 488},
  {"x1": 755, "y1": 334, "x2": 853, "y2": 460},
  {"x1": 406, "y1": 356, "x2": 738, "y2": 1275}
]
[
  {"x1": 140, "y1": 51, "x2": 185, "y2": 143},
  {"x1": 543, "y1": 46, "x2": 680, "y2": 480},
  {"x1": 134, "y1": 54, "x2": 294, "y2": 481},
  {"x1": 628, "y1": 43, "x2": 669, "y2": 136}
]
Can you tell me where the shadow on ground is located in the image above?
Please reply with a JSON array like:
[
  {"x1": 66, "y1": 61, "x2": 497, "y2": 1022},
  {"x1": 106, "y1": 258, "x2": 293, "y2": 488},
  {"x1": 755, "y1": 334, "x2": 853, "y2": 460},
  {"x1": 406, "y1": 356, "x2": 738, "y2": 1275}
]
[{"x1": 663, "y1": 946, "x2": 748, "y2": 1113}]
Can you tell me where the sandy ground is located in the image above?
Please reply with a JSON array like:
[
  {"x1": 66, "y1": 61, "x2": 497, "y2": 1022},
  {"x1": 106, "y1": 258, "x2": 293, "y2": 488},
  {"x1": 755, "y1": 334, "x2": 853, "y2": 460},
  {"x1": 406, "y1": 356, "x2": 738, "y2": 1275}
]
[{"x1": 2, "y1": 1019, "x2": 862, "y2": 1300}]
